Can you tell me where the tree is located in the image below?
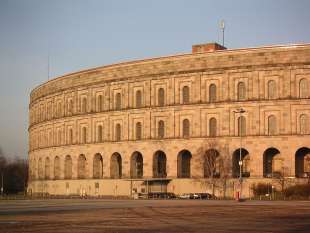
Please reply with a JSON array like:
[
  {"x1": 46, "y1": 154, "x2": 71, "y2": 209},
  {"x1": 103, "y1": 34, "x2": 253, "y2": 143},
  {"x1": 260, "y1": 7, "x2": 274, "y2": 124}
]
[
  {"x1": 0, "y1": 147, "x2": 28, "y2": 195},
  {"x1": 216, "y1": 144, "x2": 231, "y2": 198},
  {"x1": 0, "y1": 147, "x2": 7, "y2": 195},
  {"x1": 272, "y1": 166, "x2": 293, "y2": 198},
  {"x1": 194, "y1": 140, "x2": 231, "y2": 198},
  {"x1": 4, "y1": 158, "x2": 28, "y2": 194}
]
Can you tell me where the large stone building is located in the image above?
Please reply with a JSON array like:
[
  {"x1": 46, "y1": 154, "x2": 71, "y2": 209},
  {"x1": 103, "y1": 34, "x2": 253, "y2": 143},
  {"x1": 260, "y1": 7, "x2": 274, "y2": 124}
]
[{"x1": 28, "y1": 42, "x2": 310, "y2": 198}]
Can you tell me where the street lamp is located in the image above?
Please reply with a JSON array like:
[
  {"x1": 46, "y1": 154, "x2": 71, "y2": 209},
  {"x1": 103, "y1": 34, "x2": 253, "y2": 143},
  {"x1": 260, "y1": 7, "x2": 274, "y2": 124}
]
[
  {"x1": 234, "y1": 108, "x2": 246, "y2": 200},
  {"x1": 0, "y1": 172, "x2": 4, "y2": 196}
]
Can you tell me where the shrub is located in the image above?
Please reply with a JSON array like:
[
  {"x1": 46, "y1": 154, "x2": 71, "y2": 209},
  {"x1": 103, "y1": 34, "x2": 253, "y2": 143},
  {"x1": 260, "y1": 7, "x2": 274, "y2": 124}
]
[
  {"x1": 252, "y1": 183, "x2": 273, "y2": 196},
  {"x1": 284, "y1": 184, "x2": 310, "y2": 198}
]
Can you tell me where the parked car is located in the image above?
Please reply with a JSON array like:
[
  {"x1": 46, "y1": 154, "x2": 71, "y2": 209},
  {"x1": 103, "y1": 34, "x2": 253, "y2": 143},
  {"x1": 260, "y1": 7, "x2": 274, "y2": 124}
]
[
  {"x1": 147, "y1": 192, "x2": 176, "y2": 199},
  {"x1": 192, "y1": 193, "x2": 200, "y2": 199},
  {"x1": 178, "y1": 193, "x2": 216, "y2": 200},
  {"x1": 166, "y1": 192, "x2": 176, "y2": 199},
  {"x1": 179, "y1": 193, "x2": 191, "y2": 199},
  {"x1": 194, "y1": 193, "x2": 215, "y2": 199}
]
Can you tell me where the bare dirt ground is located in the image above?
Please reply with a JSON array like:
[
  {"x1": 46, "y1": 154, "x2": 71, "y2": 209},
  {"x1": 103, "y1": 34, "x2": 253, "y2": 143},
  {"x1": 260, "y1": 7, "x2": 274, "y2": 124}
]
[{"x1": 0, "y1": 199, "x2": 310, "y2": 233}]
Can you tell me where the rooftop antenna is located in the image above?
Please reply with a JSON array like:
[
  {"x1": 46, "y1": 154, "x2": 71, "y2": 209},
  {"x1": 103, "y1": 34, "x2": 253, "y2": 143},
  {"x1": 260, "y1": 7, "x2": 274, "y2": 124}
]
[{"x1": 220, "y1": 20, "x2": 225, "y2": 47}]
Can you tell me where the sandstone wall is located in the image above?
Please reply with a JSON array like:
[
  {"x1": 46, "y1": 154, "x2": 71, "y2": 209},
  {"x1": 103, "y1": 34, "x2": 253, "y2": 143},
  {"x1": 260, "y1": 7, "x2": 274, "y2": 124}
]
[{"x1": 28, "y1": 44, "x2": 310, "y2": 197}]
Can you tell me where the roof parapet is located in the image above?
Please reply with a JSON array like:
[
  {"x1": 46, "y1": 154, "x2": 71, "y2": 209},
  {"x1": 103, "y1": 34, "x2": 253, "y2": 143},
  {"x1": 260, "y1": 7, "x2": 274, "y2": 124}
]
[{"x1": 192, "y1": 42, "x2": 227, "y2": 53}]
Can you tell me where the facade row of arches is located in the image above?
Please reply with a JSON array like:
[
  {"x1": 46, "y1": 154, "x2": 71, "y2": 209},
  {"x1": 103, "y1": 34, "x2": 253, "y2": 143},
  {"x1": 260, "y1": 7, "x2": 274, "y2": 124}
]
[
  {"x1": 30, "y1": 77, "x2": 310, "y2": 126},
  {"x1": 31, "y1": 147, "x2": 310, "y2": 181},
  {"x1": 30, "y1": 112, "x2": 310, "y2": 151}
]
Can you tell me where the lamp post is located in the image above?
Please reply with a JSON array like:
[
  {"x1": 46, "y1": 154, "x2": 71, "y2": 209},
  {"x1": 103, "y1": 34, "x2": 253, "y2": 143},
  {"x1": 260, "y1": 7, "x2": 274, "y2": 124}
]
[
  {"x1": 234, "y1": 108, "x2": 246, "y2": 200},
  {"x1": 1, "y1": 172, "x2": 3, "y2": 196}
]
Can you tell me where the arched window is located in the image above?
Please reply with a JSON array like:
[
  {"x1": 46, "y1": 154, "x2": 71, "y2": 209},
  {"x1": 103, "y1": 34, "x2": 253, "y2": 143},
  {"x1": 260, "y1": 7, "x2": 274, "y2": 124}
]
[
  {"x1": 158, "y1": 120, "x2": 165, "y2": 139},
  {"x1": 81, "y1": 97, "x2": 87, "y2": 113},
  {"x1": 130, "y1": 152, "x2": 143, "y2": 178},
  {"x1": 267, "y1": 80, "x2": 276, "y2": 99},
  {"x1": 110, "y1": 153, "x2": 122, "y2": 179},
  {"x1": 238, "y1": 116, "x2": 246, "y2": 136},
  {"x1": 38, "y1": 158, "x2": 43, "y2": 180},
  {"x1": 209, "y1": 118, "x2": 217, "y2": 137},
  {"x1": 135, "y1": 90, "x2": 142, "y2": 108},
  {"x1": 209, "y1": 84, "x2": 217, "y2": 102},
  {"x1": 300, "y1": 114, "x2": 308, "y2": 134},
  {"x1": 54, "y1": 156, "x2": 60, "y2": 179},
  {"x1": 48, "y1": 103, "x2": 52, "y2": 119},
  {"x1": 268, "y1": 115, "x2": 277, "y2": 135},
  {"x1": 93, "y1": 153, "x2": 103, "y2": 179},
  {"x1": 182, "y1": 86, "x2": 190, "y2": 104},
  {"x1": 57, "y1": 102, "x2": 62, "y2": 117},
  {"x1": 81, "y1": 127, "x2": 87, "y2": 143},
  {"x1": 64, "y1": 155, "x2": 72, "y2": 179},
  {"x1": 39, "y1": 131, "x2": 44, "y2": 148},
  {"x1": 115, "y1": 124, "x2": 121, "y2": 141},
  {"x1": 97, "y1": 125, "x2": 103, "y2": 142},
  {"x1": 44, "y1": 157, "x2": 50, "y2": 180},
  {"x1": 40, "y1": 105, "x2": 44, "y2": 121},
  {"x1": 237, "y1": 81, "x2": 246, "y2": 100},
  {"x1": 97, "y1": 95, "x2": 103, "y2": 112},
  {"x1": 48, "y1": 131, "x2": 53, "y2": 146},
  {"x1": 182, "y1": 119, "x2": 190, "y2": 138},
  {"x1": 68, "y1": 99, "x2": 73, "y2": 115},
  {"x1": 78, "y1": 154, "x2": 87, "y2": 179},
  {"x1": 68, "y1": 128, "x2": 73, "y2": 144},
  {"x1": 58, "y1": 129, "x2": 62, "y2": 145},
  {"x1": 38, "y1": 106, "x2": 41, "y2": 122},
  {"x1": 38, "y1": 106, "x2": 42, "y2": 122},
  {"x1": 115, "y1": 93, "x2": 121, "y2": 110},
  {"x1": 299, "y1": 78, "x2": 309, "y2": 98},
  {"x1": 158, "y1": 88, "x2": 165, "y2": 106},
  {"x1": 135, "y1": 122, "x2": 142, "y2": 140}
]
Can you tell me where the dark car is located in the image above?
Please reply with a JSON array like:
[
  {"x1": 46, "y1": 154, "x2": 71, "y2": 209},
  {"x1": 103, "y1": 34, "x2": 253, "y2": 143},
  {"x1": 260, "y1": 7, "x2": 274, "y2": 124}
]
[
  {"x1": 148, "y1": 192, "x2": 176, "y2": 199},
  {"x1": 166, "y1": 192, "x2": 176, "y2": 199},
  {"x1": 194, "y1": 193, "x2": 216, "y2": 199}
]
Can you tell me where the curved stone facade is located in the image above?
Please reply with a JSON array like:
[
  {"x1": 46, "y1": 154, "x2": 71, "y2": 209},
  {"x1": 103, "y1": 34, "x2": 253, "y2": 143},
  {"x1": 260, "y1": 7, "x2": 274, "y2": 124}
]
[{"x1": 28, "y1": 43, "x2": 310, "y2": 197}]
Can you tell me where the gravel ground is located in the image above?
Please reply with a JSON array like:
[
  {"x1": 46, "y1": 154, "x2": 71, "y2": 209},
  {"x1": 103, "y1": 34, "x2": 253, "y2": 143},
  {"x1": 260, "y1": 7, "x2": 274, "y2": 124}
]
[{"x1": 0, "y1": 199, "x2": 310, "y2": 233}]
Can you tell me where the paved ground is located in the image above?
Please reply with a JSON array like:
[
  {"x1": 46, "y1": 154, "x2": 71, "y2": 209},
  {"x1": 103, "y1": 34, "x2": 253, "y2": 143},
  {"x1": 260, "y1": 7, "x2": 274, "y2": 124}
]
[{"x1": 0, "y1": 199, "x2": 310, "y2": 232}]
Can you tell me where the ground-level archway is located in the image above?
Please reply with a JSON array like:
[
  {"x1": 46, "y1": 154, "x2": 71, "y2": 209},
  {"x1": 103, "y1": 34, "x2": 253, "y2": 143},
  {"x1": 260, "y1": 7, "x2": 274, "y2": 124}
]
[
  {"x1": 64, "y1": 155, "x2": 72, "y2": 179},
  {"x1": 204, "y1": 149, "x2": 220, "y2": 178},
  {"x1": 93, "y1": 153, "x2": 103, "y2": 179},
  {"x1": 263, "y1": 148, "x2": 281, "y2": 178},
  {"x1": 44, "y1": 157, "x2": 50, "y2": 180},
  {"x1": 295, "y1": 147, "x2": 310, "y2": 178},
  {"x1": 130, "y1": 151, "x2": 143, "y2": 178},
  {"x1": 177, "y1": 150, "x2": 192, "y2": 178},
  {"x1": 232, "y1": 148, "x2": 250, "y2": 178},
  {"x1": 153, "y1": 150, "x2": 167, "y2": 178},
  {"x1": 110, "y1": 153, "x2": 122, "y2": 179},
  {"x1": 78, "y1": 154, "x2": 87, "y2": 179},
  {"x1": 54, "y1": 156, "x2": 61, "y2": 179}
]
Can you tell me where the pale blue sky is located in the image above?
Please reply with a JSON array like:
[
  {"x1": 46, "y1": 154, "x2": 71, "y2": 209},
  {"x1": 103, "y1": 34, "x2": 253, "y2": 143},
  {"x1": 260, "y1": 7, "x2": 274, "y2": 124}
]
[{"x1": 0, "y1": 0, "x2": 309, "y2": 158}]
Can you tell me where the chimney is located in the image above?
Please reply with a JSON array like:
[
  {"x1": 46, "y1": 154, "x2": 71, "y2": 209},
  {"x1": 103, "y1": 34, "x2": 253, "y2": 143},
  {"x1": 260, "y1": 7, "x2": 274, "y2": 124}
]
[{"x1": 192, "y1": 42, "x2": 226, "y2": 53}]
